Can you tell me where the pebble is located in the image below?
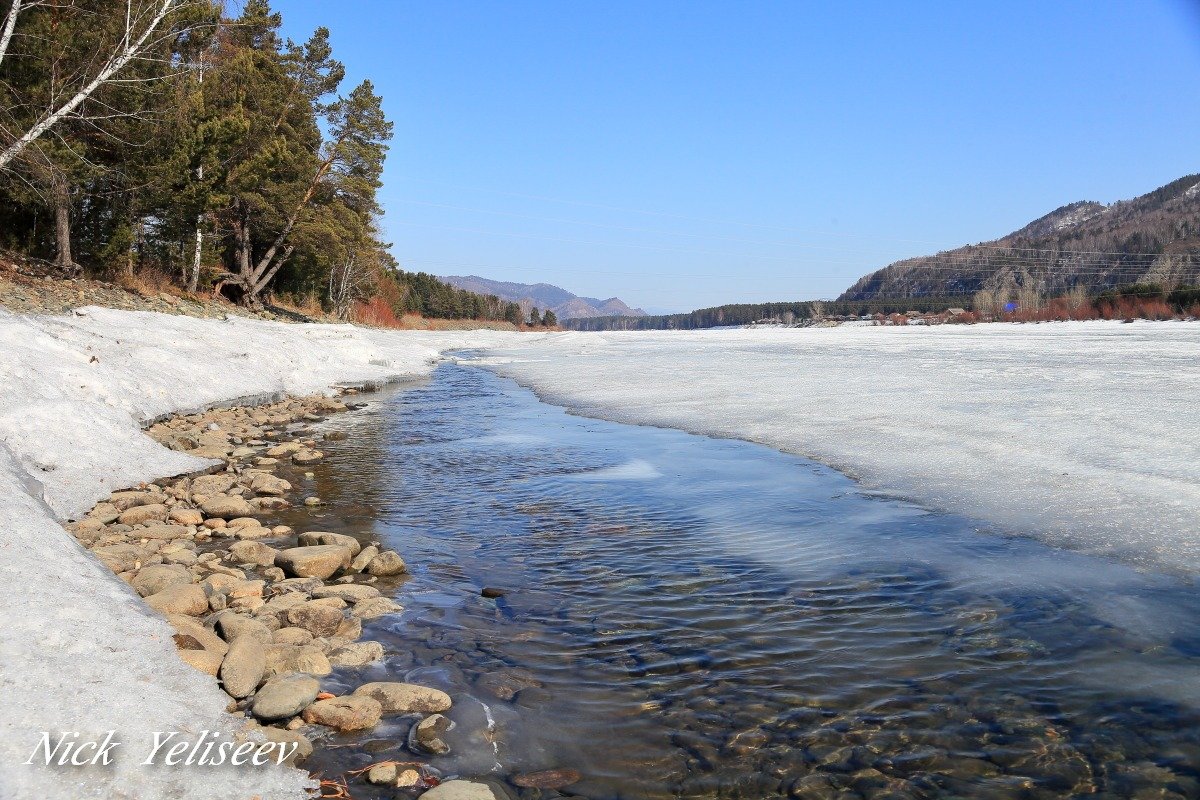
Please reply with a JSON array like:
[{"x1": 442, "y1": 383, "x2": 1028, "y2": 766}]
[
  {"x1": 301, "y1": 695, "x2": 382, "y2": 731},
  {"x1": 328, "y1": 640, "x2": 385, "y2": 667},
  {"x1": 219, "y1": 635, "x2": 266, "y2": 699},
  {"x1": 419, "y1": 781, "x2": 505, "y2": 800},
  {"x1": 409, "y1": 713, "x2": 452, "y2": 755},
  {"x1": 366, "y1": 550, "x2": 407, "y2": 576},
  {"x1": 145, "y1": 583, "x2": 209, "y2": 616},
  {"x1": 251, "y1": 673, "x2": 320, "y2": 721},
  {"x1": 274, "y1": 545, "x2": 352, "y2": 579},
  {"x1": 353, "y1": 682, "x2": 452, "y2": 714},
  {"x1": 512, "y1": 769, "x2": 583, "y2": 789}
]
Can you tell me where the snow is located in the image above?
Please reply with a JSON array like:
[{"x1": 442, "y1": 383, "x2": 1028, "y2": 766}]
[
  {"x1": 0, "y1": 306, "x2": 526, "y2": 800},
  {"x1": 477, "y1": 322, "x2": 1200, "y2": 575}
]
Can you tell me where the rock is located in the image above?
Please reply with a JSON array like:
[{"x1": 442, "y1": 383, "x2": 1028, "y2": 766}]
[
  {"x1": 367, "y1": 762, "x2": 398, "y2": 785},
  {"x1": 202, "y1": 573, "x2": 242, "y2": 595},
  {"x1": 328, "y1": 641, "x2": 384, "y2": 667},
  {"x1": 233, "y1": 524, "x2": 273, "y2": 540},
  {"x1": 219, "y1": 635, "x2": 266, "y2": 699},
  {"x1": 307, "y1": 596, "x2": 348, "y2": 610},
  {"x1": 274, "y1": 545, "x2": 352, "y2": 579},
  {"x1": 258, "y1": 592, "x2": 308, "y2": 619},
  {"x1": 476, "y1": 671, "x2": 542, "y2": 701},
  {"x1": 110, "y1": 490, "x2": 165, "y2": 511},
  {"x1": 301, "y1": 695, "x2": 381, "y2": 731},
  {"x1": 348, "y1": 545, "x2": 378, "y2": 573},
  {"x1": 227, "y1": 579, "x2": 265, "y2": 600},
  {"x1": 168, "y1": 508, "x2": 204, "y2": 525},
  {"x1": 409, "y1": 713, "x2": 451, "y2": 755},
  {"x1": 291, "y1": 449, "x2": 324, "y2": 465},
  {"x1": 136, "y1": 523, "x2": 191, "y2": 541},
  {"x1": 396, "y1": 769, "x2": 420, "y2": 788},
  {"x1": 257, "y1": 727, "x2": 312, "y2": 766},
  {"x1": 366, "y1": 551, "x2": 407, "y2": 577},
  {"x1": 67, "y1": 519, "x2": 106, "y2": 541},
  {"x1": 481, "y1": 587, "x2": 505, "y2": 599},
  {"x1": 250, "y1": 473, "x2": 291, "y2": 496},
  {"x1": 273, "y1": 576, "x2": 324, "y2": 594},
  {"x1": 419, "y1": 781, "x2": 504, "y2": 800},
  {"x1": 229, "y1": 541, "x2": 279, "y2": 567},
  {"x1": 192, "y1": 474, "x2": 237, "y2": 495},
  {"x1": 163, "y1": 548, "x2": 198, "y2": 566},
  {"x1": 251, "y1": 673, "x2": 321, "y2": 721},
  {"x1": 262, "y1": 566, "x2": 286, "y2": 582},
  {"x1": 178, "y1": 649, "x2": 223, "y2": 676},
  {"x1": 130, "y1": 563, "x2": 191, "y2": 597},
  {"x1": 324, "y1": 430, "x2": 348, "y2": 441},
  {"x1": 199, "y1": 495, "x2": 257, "y2": 519},
  {"x1": 511, "y1": 769, "x2": 582, "y2": 790},
  {"x1": 92, "y1": 543, "x2": 148, "y2": 573},
  {"x1": 303, "y1": 497, "x2": 323, "y2": 507},
  {"x1": 312, "y1": 584, "x2": 380, "y2": 603},
  {"x1": 214, "y1": 613, "x2": 273, "y2": 643},
  {"x1": 352, "y1": 682, "x2": 452, "y2": 715},
  {"x1": 272, "y1": 627, "x2": 315, "y2": 646},
  {"x1": 145, "y1": 583, "x2": 209, "y2": 616},
  {"x1": 168, "y1": 614, "x2": 228, "y2": 656},
  {"x1": 87, "y1": 502, "x2": 121, "y2": 524},
  {"x1": 265, "y1": 645, "x2": 332, "y2": 678},
  {"x1": 285, "y1": 603, "x2": 345, "y2": 637},
  {"x1": 297, "y1": 531, "x2": 361, "y2": 556},
  {"x1": 118, "y1": 503, "x2": 169, "y2": 525},
  {"x1": 335, "y1": 615, "x2": 362, "y2": 641},
  {"x1": 352, "y1": 596, "x2": 403, "y2": 620},
  {"x1": 266, "y1": 442, "x2": 303, "y2": 457}
]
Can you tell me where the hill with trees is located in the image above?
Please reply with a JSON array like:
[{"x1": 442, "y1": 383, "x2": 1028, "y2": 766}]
[{"x1": 839, "y1": 174, "x2": 1200, "y2": 302}]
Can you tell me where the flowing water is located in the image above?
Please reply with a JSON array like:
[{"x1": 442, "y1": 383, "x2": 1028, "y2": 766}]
[{"x1": 280, "y1": 362, "x2": 1200, "y2": 799}]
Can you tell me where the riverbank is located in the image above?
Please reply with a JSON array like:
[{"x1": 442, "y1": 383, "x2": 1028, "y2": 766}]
[
  {"x1": 0, "y1": 307, "x2": 530, "y2": 800},
  {"x1": 66, "y1": 392, "x2": 518, "y2": 797}
]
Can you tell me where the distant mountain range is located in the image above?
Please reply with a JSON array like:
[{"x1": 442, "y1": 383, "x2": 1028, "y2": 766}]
[
  {"x1": 440, "y1": 275, "x2": 646, "y2": 320},
  {"x1": 839, "y1": 174, "x2": 1200, "y2": 301}
]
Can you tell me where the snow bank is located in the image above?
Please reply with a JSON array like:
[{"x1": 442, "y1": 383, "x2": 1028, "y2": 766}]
[
  {"x1": 479, "y1": 322, "x2": 1200, "y2": 575},
  {"x1": 0, "y1": 306, "x2": 526, "y2": 800}
]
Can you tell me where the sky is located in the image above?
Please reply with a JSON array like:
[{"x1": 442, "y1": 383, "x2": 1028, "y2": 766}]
[{"x1": 276, "y1": 1, "x2": 1200, "y2": 313}]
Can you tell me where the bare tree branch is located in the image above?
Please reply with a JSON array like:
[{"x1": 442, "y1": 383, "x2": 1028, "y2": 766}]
[
  {"x1": 0, "y1": 0, "x2": 179, "y2": 170},
  {"x1": 0, "y1": 0, "x2": 25, "y2": 70}
]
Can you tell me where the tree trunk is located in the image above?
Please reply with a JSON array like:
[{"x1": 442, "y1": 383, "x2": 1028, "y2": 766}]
[
  {"x1": 52, "y1": 178, "x2": 75, "y2": 272},
  {"x1": 188, "y1": 213, "x2": 202, "y2": 292}
]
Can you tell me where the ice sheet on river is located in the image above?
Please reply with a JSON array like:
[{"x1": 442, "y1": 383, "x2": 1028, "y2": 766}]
[
  {"x1": 0, "y1": 306, "x2": 526, "y2": 800},
  {"x1": 480, "y1": 322, "x2": 1200, "y2": 574}
]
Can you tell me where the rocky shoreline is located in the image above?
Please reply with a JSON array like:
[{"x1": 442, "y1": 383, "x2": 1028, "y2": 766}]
[{"x1": 65, "y1": 391, "x2": 536, "y2": 799}]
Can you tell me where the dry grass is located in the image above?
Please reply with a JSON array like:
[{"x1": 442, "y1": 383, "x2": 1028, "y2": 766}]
[{"x1": 116, "y1": 266, "x2": 180, "y2": 297}]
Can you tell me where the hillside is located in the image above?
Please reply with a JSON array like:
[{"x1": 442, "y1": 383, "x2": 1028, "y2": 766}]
[
  {"x1": 441, "y1": 275, "x2": 646, "y2": 320},
  {"x1": 840, "y1": 174, "x2": 1200, "y2": 301}
]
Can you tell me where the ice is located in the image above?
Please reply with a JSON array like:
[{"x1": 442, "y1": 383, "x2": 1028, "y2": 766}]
[
  {"x1": 0, "y1": 306, "x2": 527, "y2": 800},
  {"x1": 478, "y1": 321, "x2": 1200, "y2": 575}
]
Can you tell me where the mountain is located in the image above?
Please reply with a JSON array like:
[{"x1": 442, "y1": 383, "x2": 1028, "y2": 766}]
[
  {"x1": 839, "y1": 174, "x2": 1200, "y2": 301},
  {"x1": 439, "y1": 275, "x2": 646, "y2": 320}
]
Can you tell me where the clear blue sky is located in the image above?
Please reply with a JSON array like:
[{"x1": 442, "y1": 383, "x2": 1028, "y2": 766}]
[{"x1": 277, "y1": 1, "x2": 1200, "y2": 313}]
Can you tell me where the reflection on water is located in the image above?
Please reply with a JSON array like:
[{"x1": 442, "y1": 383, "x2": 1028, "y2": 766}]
[{"x1": 286, "y1": 364, "x2": 1200, "y2": 799}]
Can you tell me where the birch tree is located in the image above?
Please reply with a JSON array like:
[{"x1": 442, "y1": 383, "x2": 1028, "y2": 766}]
[{"x1": 0, "y1": 0, "x2": 187, "y2": 171}]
